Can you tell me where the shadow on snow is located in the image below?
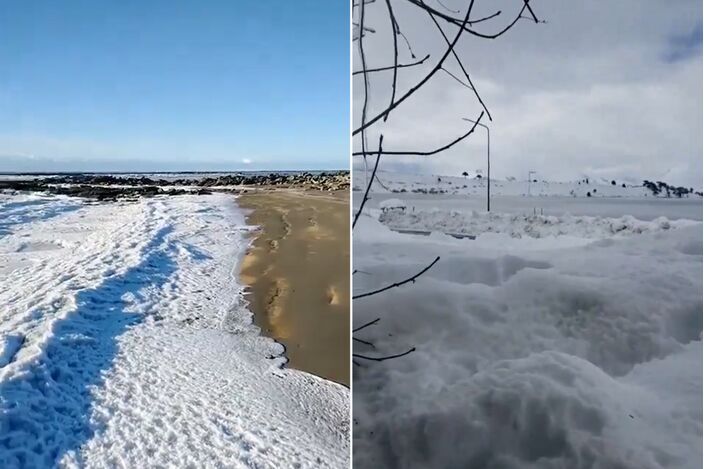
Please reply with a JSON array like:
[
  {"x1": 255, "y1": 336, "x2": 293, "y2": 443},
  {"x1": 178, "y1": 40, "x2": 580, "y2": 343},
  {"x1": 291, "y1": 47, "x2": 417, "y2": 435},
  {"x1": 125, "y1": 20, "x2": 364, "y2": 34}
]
[
  {"x1": 0, "y1": 225, "x2": 178, "y2": 467},
  {"x1": 0, "y1": 198, "x2": 82, "y2": 237}
]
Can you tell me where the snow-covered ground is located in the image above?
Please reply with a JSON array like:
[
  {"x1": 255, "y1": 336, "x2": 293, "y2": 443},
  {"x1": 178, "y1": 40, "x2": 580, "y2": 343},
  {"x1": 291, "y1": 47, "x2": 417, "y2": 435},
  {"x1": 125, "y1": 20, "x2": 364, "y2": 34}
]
[
  {"x1": 354, "y1": 170, "x2": 702, "y2": 221},
  {"x1": 379, "y1": 209, "x2": 698, "y2": 240},
  {"x1": 353, "y1": 172, "x2": 702, "y2": 468},
  {"x1": 0, "y1": 192, "x2": 349, "y2": 467},
  {"x1": 353, "y1": 169, "x2": 700, "y2": 199}
]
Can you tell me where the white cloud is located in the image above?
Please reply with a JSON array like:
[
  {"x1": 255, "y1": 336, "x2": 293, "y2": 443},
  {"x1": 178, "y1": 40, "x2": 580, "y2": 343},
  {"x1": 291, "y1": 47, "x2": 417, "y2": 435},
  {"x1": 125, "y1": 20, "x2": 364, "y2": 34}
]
[{"x1": 353, "y1": 0, "x2": 702, "y2": 188}]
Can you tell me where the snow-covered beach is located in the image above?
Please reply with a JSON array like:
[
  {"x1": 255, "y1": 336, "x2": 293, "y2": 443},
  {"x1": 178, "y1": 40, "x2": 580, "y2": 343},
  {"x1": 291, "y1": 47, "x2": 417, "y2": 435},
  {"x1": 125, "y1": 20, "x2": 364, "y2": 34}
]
[
  {"x1": 0, "y1": 192, "x2": 349, "y2": 467},
  {"x1": 353, "y1": 172, "x2": 702, "y2": 468}
]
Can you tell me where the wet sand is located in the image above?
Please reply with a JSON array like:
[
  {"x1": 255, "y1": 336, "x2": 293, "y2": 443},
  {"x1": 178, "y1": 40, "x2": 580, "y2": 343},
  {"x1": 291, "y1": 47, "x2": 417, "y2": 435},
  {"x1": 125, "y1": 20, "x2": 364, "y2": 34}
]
[{"x1": 239, "y1": 189, "x2": 349, "y2": 386}]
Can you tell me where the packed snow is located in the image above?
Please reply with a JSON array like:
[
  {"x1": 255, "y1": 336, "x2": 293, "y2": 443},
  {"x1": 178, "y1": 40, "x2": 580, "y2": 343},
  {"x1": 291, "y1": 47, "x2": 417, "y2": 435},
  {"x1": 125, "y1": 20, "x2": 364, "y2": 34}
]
[
  {"x1": 379, "y1": 209, "x2": 698, "y2": 240},
  {"x1": 0, "y1": 192, "x2": 349, "y2": 467},
  {"x1": 353, "y1": 172, "x2": 702, "y2": 468}
]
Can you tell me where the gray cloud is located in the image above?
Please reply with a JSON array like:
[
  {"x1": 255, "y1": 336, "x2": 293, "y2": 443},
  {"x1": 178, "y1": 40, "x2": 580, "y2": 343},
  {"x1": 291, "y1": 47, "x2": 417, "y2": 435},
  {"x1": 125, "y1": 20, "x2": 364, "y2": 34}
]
[{"x1": 354, "y1": 0, "x2": 702, "y2": 188}]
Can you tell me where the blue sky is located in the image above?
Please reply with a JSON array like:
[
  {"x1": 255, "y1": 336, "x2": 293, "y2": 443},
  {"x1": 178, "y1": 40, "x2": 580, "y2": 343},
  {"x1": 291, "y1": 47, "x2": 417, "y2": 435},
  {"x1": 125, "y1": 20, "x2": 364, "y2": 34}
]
[{"x1": 0, "y1": 1, "x2": 349, "y2": 171}]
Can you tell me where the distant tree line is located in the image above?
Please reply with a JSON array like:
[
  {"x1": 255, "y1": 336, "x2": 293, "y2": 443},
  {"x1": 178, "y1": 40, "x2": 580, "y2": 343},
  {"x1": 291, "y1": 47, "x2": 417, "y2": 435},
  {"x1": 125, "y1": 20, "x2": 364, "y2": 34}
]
[{"x1": 643, "y1": 180, "x2": 698, "y2": 198}]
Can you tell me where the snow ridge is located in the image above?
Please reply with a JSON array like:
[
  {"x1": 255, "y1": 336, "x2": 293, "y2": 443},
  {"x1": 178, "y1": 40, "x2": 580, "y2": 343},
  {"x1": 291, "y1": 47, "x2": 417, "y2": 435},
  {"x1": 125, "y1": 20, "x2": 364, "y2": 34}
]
[{"x1": 379, "y1": 208, "x2": 696, "y2": 239}]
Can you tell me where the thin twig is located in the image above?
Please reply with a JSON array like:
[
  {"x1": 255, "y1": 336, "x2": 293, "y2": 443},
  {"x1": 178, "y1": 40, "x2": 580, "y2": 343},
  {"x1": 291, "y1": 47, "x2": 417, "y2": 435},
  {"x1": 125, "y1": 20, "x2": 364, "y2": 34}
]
[
  {"x1": 353, "y1": 111, "x2": 483, "y2": 156},
  {"x1": 352, "y1": 135, "x2": 384, "y2": 228},
  {"x1": 406, "y1": 0, "x2": 530, "y2": 40},
  {"x1": 357, "y1": 0, "x2": 371, "y2": 161},
  {"x1": 523, "y1": 0, "x2": 539, "y2": 23},
  {"x1": 384, "y1": 0, "x2": 399, "y2": 122},
  {"x1": 436, "y1": 0, "x2": 459, "y2": 14},
  {"x1": 352, "y1": 0, "x2": 376, "y2": 7},
  {"x1": 352, "y1": 2, "x2": 475, "y2": 136},
  {"x1": 394, "y1": 17, "x2": 417, "y2": 58},
  {"x1": 429, "y1": 10, "x2": 492, "y2": 120},
  {"x1": 354, "y1": 347, "x2": 416, "y2": 361},
  {"x1": 374, "y1": 172, "x2": 392, "y2": 191},
  {"x1": 353, "y1": 318, "x2": 381, "y2": 333},
  {"x1": 354, "y1": 337, "x2": 376, "y2": 347},
  {"x1": 441, "y1": 67, "x2": 475, "y2": 91},
  {"x1": 353, "y1": 256, "x2": 440, "y2": 299},
  {"x1": 353, "y1": 54, "x2": 431, "y2": 75}
]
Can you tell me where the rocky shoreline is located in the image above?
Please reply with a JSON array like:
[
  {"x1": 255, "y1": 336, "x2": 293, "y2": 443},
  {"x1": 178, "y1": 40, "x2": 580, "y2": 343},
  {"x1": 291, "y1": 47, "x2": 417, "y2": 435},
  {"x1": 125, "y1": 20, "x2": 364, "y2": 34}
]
[{"x1": 0, "y1": 172, "x2": 349, "y2": 201}]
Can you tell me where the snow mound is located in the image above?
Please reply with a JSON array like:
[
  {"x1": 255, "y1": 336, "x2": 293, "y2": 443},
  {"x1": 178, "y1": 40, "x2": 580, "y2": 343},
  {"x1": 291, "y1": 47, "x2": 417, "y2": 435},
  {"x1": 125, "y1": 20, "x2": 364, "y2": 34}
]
[
  {"x1": 379, "y1": 209, "x2": 696, "y2": 239},
  {"x1": 357, "y1": 347, "x2": 700, "y2": 468},
  {"x1": 354, "y1": 207, "x2": 701, "y2": 467},
  {"x1": 379, "y1": 198, "x2": 407, "y2": 211}
]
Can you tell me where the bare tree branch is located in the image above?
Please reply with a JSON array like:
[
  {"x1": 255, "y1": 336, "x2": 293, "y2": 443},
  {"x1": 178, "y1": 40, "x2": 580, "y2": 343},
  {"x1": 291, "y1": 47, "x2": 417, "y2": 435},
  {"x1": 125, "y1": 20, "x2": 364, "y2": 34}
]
[
  {"x1": 352, "y1": 0, "x2": 377, "y2": 8},
  {"x1": 354, "y1": 347, "x2": 416, "y2": 361},
  {"x1": 440, "y1": 66, "x2": 475, "y2": 90},
  {"x1": 428, "y1": 10, "x2": 492, "y2": 120},
  {"x1": 353, "y1": 318, "x2": 381, "y2": 333},
  {"x1": 352, "y1": 2, "x2": 475, "y2": 136},
  {"x1": 384, "y1": 0, "x2": 400, "y2": 122},
  {"x1": 353, "y1": 135, "x2": 384, "y2": 229},
  {"x1": 357, "y1": 0, "x2": 371, "y2": 160},
  {"x1": 353, "y1": 54, "x2": 430, "y2": 75},
  {"x1": 351, "y1": 0, "x2": 544, "y2": 369},
  {"x1": 436, "y1": 0, "x2": 459, "y2": 14},
  {"x1": 354, "y1": 337, "x2": 376, "y2": 347},
  {"x1": 394, "y1": 16, "x2": 417, "y2": 58},
  {"x1": 406, "y1": 0, "x2": 533, "y2": 40},
  {"x1": 353, "y1": 111, "x2": 484, "y2": 157},
  {"x1": 353, "y1": 256, "x2": 440, "y2": 299},
  {"x1": 523, "y1": 0, "x2": 539, "y2": 23}
]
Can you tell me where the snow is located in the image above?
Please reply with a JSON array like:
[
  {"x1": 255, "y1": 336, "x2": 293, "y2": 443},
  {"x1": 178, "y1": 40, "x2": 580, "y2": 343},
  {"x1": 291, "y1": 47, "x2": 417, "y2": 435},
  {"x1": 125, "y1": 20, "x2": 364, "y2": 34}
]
[
  {"x1": 354, "y1": 170, "x2": 702, "y2": 221},
  {"x1": 0, "y1": 193, "x2": 82, "y2": 239},
  {"x1": 379, "y1": 198, "x2": 407, "y2": 211},
  {"x1": 0, "y1": 193, "x2": 349, "y2": 468},
  {"x1": 353, "y1": 170, "x2": 700, "y2": 199},
  {"x1": 353, "y1": 172, "x2": 702, "y2": 468},
  {"x1": 379, "y1": 209, "x2": 698, "y2": 240}
]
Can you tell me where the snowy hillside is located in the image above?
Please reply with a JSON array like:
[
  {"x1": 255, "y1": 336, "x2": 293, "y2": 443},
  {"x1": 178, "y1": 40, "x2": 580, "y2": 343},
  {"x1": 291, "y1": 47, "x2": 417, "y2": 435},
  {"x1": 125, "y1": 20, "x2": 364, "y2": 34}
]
[
  {"x1": 0, "y1": 193, "x2": 348, "y2": 467},
  {"x1": 353, "y1": 169, "x2": 700, "y2": 199}
]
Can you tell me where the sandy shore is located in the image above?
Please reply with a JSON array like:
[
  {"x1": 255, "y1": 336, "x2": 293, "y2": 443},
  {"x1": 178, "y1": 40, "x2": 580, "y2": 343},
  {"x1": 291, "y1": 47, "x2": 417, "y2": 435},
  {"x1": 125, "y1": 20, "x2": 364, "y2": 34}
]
[{"x1": 239, "y1": 189, "x2": 349, "y2": 386}]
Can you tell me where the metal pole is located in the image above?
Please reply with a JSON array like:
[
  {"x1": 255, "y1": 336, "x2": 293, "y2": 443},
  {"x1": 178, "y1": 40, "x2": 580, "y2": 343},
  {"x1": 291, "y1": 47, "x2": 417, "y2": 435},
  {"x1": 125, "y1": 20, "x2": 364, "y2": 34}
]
[
  {"x1": 487, "y1": 127, "x2": 490, "y2": 212},
  {"x1": 462, "y1": 117, "x2": 491, "y2": 212},
  {"x1": 364, "y1": 156, "x2": 369, "y2": 189}
]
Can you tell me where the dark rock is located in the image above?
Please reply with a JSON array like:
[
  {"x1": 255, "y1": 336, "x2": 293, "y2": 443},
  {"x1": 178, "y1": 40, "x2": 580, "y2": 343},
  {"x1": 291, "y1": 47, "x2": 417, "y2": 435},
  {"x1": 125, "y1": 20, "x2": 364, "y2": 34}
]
[{"x1": 0, "y1": 171, "x2": 349, "y2": 200}]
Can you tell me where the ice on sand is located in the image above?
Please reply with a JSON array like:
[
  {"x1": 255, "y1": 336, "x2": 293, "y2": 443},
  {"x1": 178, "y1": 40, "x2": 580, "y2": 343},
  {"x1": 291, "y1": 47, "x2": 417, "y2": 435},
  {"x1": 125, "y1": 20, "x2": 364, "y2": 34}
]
[{"x1": 0, "y1": 193, "x2": 348, "y2": 468}]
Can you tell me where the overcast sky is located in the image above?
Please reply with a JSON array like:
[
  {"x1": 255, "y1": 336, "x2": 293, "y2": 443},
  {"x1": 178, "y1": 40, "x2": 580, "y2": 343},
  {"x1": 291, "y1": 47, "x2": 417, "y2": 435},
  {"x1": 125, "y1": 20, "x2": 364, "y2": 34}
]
[
  {"x1": 0, "y1": 1, "x2": 348, "y2": 172},
  {"x1": 353, "y1": 0, "x2": 702, "y2": 188}
]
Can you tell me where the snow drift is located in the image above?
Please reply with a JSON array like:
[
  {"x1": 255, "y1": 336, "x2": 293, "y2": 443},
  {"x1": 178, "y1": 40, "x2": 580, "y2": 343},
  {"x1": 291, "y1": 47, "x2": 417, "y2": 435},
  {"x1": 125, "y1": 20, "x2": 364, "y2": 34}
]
[{"x1": 353, "y1": 203, "x2": 702, "y2": 468}]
